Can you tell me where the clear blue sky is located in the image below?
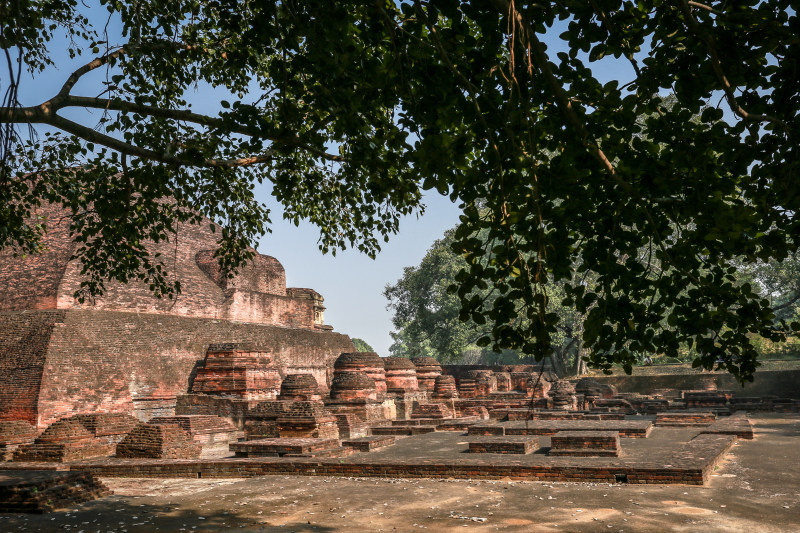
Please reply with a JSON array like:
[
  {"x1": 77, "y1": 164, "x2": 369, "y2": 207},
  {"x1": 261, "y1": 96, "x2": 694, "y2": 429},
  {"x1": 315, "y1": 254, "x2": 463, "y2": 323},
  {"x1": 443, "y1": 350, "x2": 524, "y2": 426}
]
[
  {"x1": 258, "y1": 189, "x2": 461, "y2": 355},
  {"x1": 11, "y1": 8, "x2": 639, "y2": 356}
]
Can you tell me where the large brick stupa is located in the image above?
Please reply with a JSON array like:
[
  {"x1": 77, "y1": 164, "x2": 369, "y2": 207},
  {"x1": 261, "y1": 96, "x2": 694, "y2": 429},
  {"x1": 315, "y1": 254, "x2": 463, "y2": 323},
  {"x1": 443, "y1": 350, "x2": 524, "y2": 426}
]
[{"x1": 0, "y1": 203, "x2": 354, "y2": 427}]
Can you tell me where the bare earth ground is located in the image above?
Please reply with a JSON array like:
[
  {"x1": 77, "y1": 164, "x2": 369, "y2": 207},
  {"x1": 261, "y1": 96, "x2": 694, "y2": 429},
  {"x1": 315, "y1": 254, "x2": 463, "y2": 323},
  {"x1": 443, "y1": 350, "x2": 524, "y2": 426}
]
[{"x1": 2, "y1": 415, "x2": 799, "y2": 532}]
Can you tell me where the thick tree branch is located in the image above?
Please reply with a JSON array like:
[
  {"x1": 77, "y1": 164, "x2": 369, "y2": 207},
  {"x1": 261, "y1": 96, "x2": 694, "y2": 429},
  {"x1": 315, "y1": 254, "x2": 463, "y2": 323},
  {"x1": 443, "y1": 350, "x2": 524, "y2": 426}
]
[
  {"x1": 1, "y1": 46, "x2": 347, "y2": 164},
  {"x1": 773, "y1": 291, "x2": 800, "y2": 312},
  {"x1": 687, "y1": 1, "x2": 723, "y2": 16},
  {"x1": 0, "y1": 106, "x2": 277, "y2": 168},
  {"x1": 58, "y1": 96, "x2": 347, "y2": 163},
  {"x1": 58, "y1": 47, "x2": 125, "y2": 97}
]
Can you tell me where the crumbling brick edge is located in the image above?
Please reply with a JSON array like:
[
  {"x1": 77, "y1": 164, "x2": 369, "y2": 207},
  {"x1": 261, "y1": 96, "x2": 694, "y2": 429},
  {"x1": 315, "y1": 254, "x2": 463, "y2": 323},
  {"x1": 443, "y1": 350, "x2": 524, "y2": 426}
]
[{"x1": 1, "y1": 434, "x2": 738, "y2": 486}]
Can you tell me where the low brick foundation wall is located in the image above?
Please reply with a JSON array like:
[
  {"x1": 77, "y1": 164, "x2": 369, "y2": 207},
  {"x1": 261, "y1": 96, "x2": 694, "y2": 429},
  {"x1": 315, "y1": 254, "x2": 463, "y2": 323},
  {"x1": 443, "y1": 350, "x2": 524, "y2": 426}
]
[
  {"x1": 504, "y1": 420, "x2": 652, "y2": 438},
  {"x1": 468, "y1": 436, "x2": 538, "y2": 454},
  {"x1": 655, "y1": 412, "x2": 716, "y2": 426},
  {"x1": 58, "y1": 457, "x2": 710, "y2": 485},
  {"x1": 549, "y1": 431, "x2": 621, "y2": 457}
]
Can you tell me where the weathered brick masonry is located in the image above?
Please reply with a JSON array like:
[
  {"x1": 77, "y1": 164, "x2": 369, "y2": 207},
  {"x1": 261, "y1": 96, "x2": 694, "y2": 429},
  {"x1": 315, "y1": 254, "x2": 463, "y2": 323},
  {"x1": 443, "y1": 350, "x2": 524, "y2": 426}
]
[
  {"x1": 0, "y1": 202, "x2": 330, "y2": 328},
  {"x1": 0, "y1": 310, "x2": 354, "y2": 427},
  {"x1": 0, "y1": 203, "x2": 354, "y2": 427}
]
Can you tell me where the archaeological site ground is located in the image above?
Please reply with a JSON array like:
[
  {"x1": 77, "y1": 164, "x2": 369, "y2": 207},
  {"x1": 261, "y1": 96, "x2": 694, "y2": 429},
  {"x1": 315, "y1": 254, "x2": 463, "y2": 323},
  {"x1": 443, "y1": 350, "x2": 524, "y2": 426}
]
[{"x1": 1, "y1": 207, "x2": 799, "y2": 531}]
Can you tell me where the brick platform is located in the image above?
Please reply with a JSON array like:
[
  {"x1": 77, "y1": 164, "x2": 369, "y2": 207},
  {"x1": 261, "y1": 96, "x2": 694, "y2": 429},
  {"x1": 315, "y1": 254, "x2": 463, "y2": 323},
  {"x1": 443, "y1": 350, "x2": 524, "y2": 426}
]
[
  {"x1": 342, "y1": 436, "x2": 396, "y2": 452},
  {"x1": 115, "y1": 423, "x2": 202, "y2": 459},
  {"x1": 699, "y1": 416, "x2": 754, "y2": 439},
  {"x1": 0, "y1": 470, "x2": 110, "y2": 513},
  {"x1": 230, "y1": 438, "x2": 341, "y2": 458},
  {"x1": 371, "y1": 426, "x2": 436, "y2": 436},
  {"x1": 148, "y1": 415, "x2": 243, "y2": 456},
  {"x1": 0, "y1": 425, "x2": 752, "y2": 486},
  {"x1": 70, "y1": 413, "x2": 140, "y2": 445},
  {"x1": 467, "y1": 424, "x2": 506, "y2": 436},
  {"x1": 13, "y1": 419, "x2": 114, "y2": 462},
  {"x1": 411, "y1": 404, "x2": 453, "y2": 419},
  {"x1": 503, "y1": 420, "x2": 652, "y2": 438},
  {"x1": 391, "y1": 418, "x2": 444, "y2": 427},
  {"x1": 499, "y1": 410, "x2": 627, "y2": 421},
  {"x1": 655, "y1": 412, "x2": 716, "y2": 426},
  {"x1": 467, "y1": 436, "x2": 538, "y2": 454},
  {"x1": 0, "y1": 421, "x2": 38, "y2": 461},
  {"x1": 436, "y1": 418, "x2": 480, "y2": 431},
  {"x1": 549, "y1": 431, "x2": 621, "y2": 457}
]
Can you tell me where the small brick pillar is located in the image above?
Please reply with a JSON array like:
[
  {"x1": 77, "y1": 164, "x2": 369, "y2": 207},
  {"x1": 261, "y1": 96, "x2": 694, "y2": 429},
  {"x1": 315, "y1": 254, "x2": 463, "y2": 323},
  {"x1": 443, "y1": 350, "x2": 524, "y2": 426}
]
[
  {"x1": 432, "y1": 374, "x2": 459, "y2": 399},
  {"x1": 383, "y1": 356, "x2": 419, "y2": 394},
  {"x1": 549, "y1": 380, "x2": 578, "y2": 410},
  {"x1": 330, "y1": 373, "x2": 378, "y2": 401},
  {"x1": 411, "y1": 357, "x2": 442, "y2": 391},
  {"x1": 191, "y1": 344, "x2": 282, "y2": 400},
  {"x1": 333, "y1": 352, "x2": 387, "y2": 395},
  {"x1": 278, "y1": 374, "x2": 322, "y2": 402}
]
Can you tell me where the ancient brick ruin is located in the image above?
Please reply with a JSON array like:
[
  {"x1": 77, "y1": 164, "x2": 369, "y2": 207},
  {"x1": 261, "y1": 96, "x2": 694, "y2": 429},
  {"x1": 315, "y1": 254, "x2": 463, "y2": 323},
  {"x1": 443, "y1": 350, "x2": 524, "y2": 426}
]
[
  {"x1": 1, "y1": 338, "x2": 798, "y2": 498},
  {"x1": 0, "y1": 203, "x2": 354, "y2": 427},
  {"x1": 2, "y1": 202, "x2": 800, "y2": 515}
]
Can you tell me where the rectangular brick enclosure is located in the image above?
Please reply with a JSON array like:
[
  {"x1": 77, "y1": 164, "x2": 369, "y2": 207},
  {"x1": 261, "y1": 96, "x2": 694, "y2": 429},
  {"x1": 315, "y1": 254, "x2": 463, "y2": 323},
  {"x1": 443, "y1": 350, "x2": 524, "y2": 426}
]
[
  {"x1": 503, "y1": 420, "x2": 653, "y2": 438},
  {"x1": 230, "y1": 438, "x2": 339, "y2": 457},
  {"x1": 549, "y1": 431, "x2": 621, "y2": 457},
  {"x1": 656, "y1": 412, "x2": 716, "y2": 426},
  {"x1": 468, "y1": 436, "x2": 539, "y2": 454}
]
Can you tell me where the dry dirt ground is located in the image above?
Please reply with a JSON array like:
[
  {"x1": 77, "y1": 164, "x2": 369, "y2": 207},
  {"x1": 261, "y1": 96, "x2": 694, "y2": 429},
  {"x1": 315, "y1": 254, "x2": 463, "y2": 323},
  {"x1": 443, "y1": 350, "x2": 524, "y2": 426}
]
[{"x1": 2, "y1": 415, "x2": 799, "y2": 532}]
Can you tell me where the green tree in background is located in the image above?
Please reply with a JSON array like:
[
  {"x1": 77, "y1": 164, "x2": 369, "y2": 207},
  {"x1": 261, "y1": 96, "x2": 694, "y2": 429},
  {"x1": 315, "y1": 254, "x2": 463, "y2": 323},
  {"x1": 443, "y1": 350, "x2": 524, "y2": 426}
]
[
  {"x1": 351, "y1": 338, "x2": 375, "y2": 353},
  {"x1": 385, "y1": 225, "x2": 588, "y2": 376},
  {"x1": 2, "y1": 1, "x2": 798, "y2": 381}
]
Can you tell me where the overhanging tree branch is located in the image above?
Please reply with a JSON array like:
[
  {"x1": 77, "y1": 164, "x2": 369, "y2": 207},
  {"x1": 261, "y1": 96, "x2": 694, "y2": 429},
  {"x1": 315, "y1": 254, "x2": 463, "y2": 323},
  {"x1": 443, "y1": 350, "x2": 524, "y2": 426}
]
[
  {"x1": 1, "y1": 45, "x2": 347, "y2": 164},
  {"x1": 677, "y1": 0, "x2": 795, "y2": 140}
]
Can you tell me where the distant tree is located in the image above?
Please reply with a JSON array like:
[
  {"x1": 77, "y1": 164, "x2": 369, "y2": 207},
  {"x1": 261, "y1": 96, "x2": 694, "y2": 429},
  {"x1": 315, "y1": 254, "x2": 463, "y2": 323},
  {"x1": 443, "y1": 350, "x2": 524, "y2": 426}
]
[
  {"x1": 385, "y1": 226, "x2": 587, "y2": 375},
  {"x1": 351, "y1": 338, "x2": 375, "y2": 353}
]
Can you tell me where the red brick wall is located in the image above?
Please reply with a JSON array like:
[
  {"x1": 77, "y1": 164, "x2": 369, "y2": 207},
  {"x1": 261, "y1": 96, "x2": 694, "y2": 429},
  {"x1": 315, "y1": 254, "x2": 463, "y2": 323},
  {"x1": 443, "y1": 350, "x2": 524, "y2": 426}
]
[
  {"x1": 592, "y1": 371, "x2": 800, "y2": 399},
  {"x1": 0, "y1": 311, "x2": 65, "y2": 424},
  {"x1": 0, "y1": 309, "x2": 354, "y2": 427},
  {"x1": 0, "y1": 203, "x2": 321, "y2": 330},
  {"x1": 223, "y1": 290, "x2": 315, "y2": 327},
  {"x1": 196, "y1": 250, "x2": 287, "y2": 296},
  {"x1": 0, "y1": 204, "x2": 76, "y2": 311}
]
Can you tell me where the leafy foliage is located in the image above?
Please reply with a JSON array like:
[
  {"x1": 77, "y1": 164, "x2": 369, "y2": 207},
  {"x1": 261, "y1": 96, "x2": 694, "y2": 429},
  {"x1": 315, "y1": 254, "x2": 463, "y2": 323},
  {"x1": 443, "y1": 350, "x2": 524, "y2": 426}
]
[
  {"x1": 351, "y1": 337, "x2": 375, "y2": 353},
  {"x1": 385, "y1": 224, "x2": 587, "y2": 375},
  {"x1": 2, "y1": 1, "x2": 798, "y2": 382}
]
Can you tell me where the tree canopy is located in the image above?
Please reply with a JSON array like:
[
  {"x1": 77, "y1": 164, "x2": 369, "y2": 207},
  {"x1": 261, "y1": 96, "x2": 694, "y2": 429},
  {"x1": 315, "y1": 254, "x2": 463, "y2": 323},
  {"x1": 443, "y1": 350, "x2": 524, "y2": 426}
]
[
  {"x1": 2, "y1": 1, "x2": 798, "y2": 382},
  {"x1": 351, "y1": 337, "x2": 376, "y2": 353},
  {"x1": 385, "y1": 224, "x2": 588, "y2": 375}
]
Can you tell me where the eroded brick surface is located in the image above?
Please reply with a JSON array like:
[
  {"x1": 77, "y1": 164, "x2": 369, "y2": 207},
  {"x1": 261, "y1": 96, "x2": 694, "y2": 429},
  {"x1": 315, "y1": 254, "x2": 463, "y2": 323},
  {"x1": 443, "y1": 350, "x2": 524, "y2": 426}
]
[
  {"x1": 0, "y1": 470, "x2": 109, "y2": 513},
  {"x1": 116, "y1": 423, "x2": 202, "y2": 459}
]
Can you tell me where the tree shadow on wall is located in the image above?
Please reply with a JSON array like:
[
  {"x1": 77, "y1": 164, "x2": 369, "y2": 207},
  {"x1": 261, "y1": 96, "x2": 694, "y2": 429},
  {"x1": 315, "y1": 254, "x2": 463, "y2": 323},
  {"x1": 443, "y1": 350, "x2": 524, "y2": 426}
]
[{"x1": 186, "y1": 358, "x2": 204, "y2": 393}]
